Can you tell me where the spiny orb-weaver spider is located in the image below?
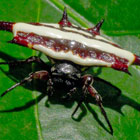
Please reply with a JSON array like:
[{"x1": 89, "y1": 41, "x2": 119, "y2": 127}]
[{"x1": 0, "y1": 8, "x2": 140, "y2": 135}]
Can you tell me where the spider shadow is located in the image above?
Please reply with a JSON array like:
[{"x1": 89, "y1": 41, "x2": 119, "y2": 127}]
[
  {"x1": 46, "y1": 76, "x2": 140, "y2": 134},
  {"x1": 0, "y1": 51, "x2": 140, "y2": 134}
]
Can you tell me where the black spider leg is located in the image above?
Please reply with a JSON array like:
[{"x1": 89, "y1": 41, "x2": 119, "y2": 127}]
[
  {"x1": 0, "y1": 56, "x2": 46, "y2": 67},
  {"x1": 82, "y1": 74, "x2": 113, "y2": 135},
  {"x1": 0, "y1": 70, "x2": 49, "y2": 97},
  {"x1": 62, "y1": 87, "x2": 77, "y2": 100},
  {"x1": 47, "y1": 78, "x2": 54, "y2": 97},
  {"x1": 71, "y1": 97, "x2": 84, "y2": 116}
]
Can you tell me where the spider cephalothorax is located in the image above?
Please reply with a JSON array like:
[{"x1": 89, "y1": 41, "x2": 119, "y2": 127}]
[{"x1": 0, "y1": 8, "x2": 140, "y2": 135}]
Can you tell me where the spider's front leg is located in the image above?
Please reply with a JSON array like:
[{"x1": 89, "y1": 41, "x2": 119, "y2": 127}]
[
  {"x1": 82, "y1": 75, "x2": 113, "y2": 135},
  {"x1": 0, "y1": 56, "x2": 46, "y2": 67},
  {"x1": 0, "y1": 70, "x2": 50, "y2": 97}
]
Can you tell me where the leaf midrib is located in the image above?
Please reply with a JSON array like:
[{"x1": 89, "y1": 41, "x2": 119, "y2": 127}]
[{"x1": 32, "y1": 0, "x2": 44, "y2": 140}]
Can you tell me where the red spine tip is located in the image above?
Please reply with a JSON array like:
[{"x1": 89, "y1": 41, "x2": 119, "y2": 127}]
[
  {"x1": 111, "y1": 63, "x2": 131, "y2": 74},
  {"x1": 58, "y1": 7, "x2": 72, "y2": 27},
  {"x1": 0, "y1": 22, "x2": 15, "y2": 32},
  {"x1": 133, "y1": 55, "x2": 140, "y2": 65}
]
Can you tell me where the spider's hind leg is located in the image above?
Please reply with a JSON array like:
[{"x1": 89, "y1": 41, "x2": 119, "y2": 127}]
[{"x1": 0, "y1": 70, "x2": 50, "y2": 97}]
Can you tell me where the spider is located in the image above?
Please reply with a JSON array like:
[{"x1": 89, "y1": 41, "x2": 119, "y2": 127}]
[{"x1": 0, "y1": 8, "x2": 140, "y2": 135}]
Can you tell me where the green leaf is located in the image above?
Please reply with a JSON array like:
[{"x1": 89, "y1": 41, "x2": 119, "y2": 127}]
[{"x1": 0, "y1": 0, "x2": 140, "y2": 140}]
